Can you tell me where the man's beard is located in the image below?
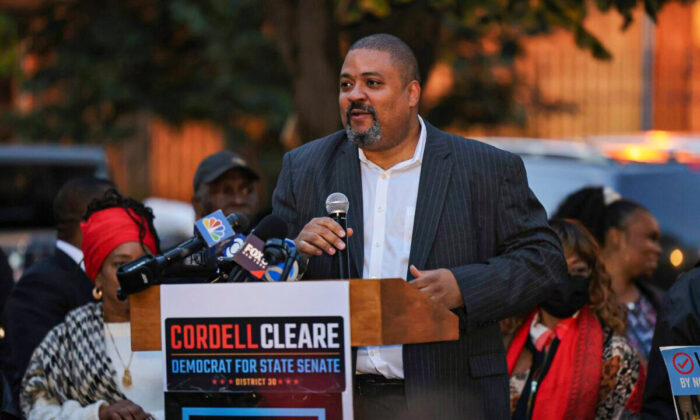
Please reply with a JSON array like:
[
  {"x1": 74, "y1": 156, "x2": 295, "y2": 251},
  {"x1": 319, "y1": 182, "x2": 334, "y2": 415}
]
[{"x1": 345, "y1": 104, "x2": 381, "y2": 148}]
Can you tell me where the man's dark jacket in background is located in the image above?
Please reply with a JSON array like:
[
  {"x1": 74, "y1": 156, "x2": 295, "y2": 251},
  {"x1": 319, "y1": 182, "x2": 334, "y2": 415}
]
[
  {"x1": 0, "y1": 248, "x2": 13, "y2": 318},
  {"x1": 2, "y1": 247, "x2": 93, "y2": 412},
  {"x1": 642, "y1": 264, "x2": 700, "y2": 419},
  {"x1": 272, "y1": 122, "x2": 567, "y2": 419}
]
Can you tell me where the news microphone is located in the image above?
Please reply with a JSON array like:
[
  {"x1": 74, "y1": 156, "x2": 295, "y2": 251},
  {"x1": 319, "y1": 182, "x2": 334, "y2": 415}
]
[
  {"x1": 326, "y1": 192, "x2": 350, "y2": 279},
  {"x1": 227, "y1": 214, "x2": 288, "y2": 282},
  {"x1": 116, "y1": 211, "x2": 249, "y2": 299},
  {"x1": 263, "y1": 238, "x2": 309, "y2": 282},
  {"x1": 222, "y1": 233, "x2": 246, "y2": 258}
]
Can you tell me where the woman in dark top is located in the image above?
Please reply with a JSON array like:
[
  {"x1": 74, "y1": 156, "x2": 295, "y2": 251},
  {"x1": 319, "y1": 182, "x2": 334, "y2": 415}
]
[{"x1": 554, "y1": 186, "x2": 663, "y2": 361}]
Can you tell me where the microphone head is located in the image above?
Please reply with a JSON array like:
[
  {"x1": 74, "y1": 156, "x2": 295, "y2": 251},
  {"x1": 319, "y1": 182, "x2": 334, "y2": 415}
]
[
  {"x1": 326, "y1": 192, "x2": 349, "y2": 215},
  {"x1": 226, "y1": 212, "x2": 250, "y2": 233},
  {"x1": 253, "y1": 214, "x2": 288, "y2": 241}
]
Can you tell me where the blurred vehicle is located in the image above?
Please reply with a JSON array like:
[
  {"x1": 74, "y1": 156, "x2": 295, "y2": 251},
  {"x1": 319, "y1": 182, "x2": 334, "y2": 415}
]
[
  {"x1": 480, "y1": 135, "x2": 700, "y2": 289},
  {"x1": 0, "y1": 144, "x2": 108, "y2": 279},
  {"x1": 588, "y1": 131, "x2": 700, "y2": 171}
]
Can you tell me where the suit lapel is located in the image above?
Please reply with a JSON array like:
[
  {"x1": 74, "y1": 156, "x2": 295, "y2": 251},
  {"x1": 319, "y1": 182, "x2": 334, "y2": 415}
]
[
  {"x1": 332, "y1": 139, "x2": 364, "y2": 278},
  {"x1": 408, "y1": 124, "x2": 453, "y2": 278}
]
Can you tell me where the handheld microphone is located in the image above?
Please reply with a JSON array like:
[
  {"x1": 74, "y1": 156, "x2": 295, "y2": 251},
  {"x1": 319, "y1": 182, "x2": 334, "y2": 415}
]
[
  {"x1": 263, "y1": 238, "x2": 309, "y2": 282},
  {"x1": 116, "y1": 211, "x2": 249, "y2": 299},
  {"x1": 326, "y1": 192, "x2": 350, "y2": 279},
  {"x1": 227, "y1": 214, "x2": 288, "y2": 282}
]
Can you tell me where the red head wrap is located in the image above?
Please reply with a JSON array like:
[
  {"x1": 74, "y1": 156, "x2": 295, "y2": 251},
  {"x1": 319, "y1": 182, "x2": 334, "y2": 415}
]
[{"x1": 81, "y1": 207, "x2": 157, "y2": 281}]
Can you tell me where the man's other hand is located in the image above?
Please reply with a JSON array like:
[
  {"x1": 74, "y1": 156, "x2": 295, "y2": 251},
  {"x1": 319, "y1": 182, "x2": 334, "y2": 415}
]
[
  {"x1": 295, "y1": 217, "x2": 354, "y2": 258},
  {"x1": 409, "y1": 265, "x2": 464, "y2": 309}
]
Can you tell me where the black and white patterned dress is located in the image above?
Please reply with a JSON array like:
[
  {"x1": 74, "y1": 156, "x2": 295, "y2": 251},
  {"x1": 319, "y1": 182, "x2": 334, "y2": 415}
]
[{"x1": 20, "y1": 303, "x2": 126, "y2": 418}]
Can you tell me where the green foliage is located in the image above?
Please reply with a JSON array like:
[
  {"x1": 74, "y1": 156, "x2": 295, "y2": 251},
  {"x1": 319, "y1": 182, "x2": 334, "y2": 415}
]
[
  {"x1": 0, "y1": 14, "x2": 19, "y2": 78},
  {"x1": 5, "y1": 0, "x2": 291, "y2": 144},
  {"x1": 3, "y1": 0, "x2": 686, "y2": 145},
  {"x1": 334, "y1": 0, "x2": 678, "y2": 128}
]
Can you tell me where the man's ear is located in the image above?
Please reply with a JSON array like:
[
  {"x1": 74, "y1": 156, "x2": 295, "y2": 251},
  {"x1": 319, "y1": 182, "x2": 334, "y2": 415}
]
[{"x1": 407, "y1": 80, "x2": 421, "y2": 108}]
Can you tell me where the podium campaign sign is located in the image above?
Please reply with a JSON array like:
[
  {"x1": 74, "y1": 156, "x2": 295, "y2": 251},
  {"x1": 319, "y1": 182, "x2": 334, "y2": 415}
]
[
  {"x1": 161, "y1": 282, "x2": 352, "y2": 420},
  {"x1": 661, "y1": 346, "x2": 700, "y2": 419}
]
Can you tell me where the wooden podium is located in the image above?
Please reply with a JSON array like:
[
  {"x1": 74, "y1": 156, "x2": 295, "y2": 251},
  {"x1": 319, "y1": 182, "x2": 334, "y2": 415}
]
[{"x1": 130, "y1": 278, "x2": 459, "y2": 350}]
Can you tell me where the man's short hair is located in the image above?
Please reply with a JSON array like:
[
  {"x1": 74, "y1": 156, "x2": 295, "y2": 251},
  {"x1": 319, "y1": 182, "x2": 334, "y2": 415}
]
[
  {"x1": 53, "y1": 177, "x2": 115, "y2": 240},
  {"x1": 348, "y1": 33, "x2": 421, "y2": 84}
]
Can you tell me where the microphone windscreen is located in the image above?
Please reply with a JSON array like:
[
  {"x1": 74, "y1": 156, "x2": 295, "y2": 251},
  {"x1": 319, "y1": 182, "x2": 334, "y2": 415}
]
[
  {"x1": 253, "y1": 214, "x2": 288, "y2": 241},
  {"x1": 326, "y1": 192, "x2": 349, "y2": 214},
  {"x1": 226, "y1": 212, "x2": 250, "y2": 233}
]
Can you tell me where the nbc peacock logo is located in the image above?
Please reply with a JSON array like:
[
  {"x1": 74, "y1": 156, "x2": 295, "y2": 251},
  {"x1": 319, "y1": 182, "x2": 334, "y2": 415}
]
[{"x1": 203, "y1": 217, "x2": 226, "y2": 242}]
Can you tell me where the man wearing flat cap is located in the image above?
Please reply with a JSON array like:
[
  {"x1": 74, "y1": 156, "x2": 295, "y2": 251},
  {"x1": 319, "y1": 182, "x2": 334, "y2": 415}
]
[{"x1": 192, "y1": 150, "x2": 261, "y2": 222}]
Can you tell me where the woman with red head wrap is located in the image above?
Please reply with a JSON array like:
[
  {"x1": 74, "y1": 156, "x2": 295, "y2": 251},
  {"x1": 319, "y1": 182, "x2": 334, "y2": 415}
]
[{"x1": 20, "y1": 190, "x2": 163, "y2": 420}]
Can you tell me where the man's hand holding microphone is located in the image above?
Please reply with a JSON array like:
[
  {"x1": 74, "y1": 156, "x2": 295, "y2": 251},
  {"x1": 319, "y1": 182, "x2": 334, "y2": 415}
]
[
  {"x1": 294, "y1": 217, "x2": 354, "y2": 257},
  {"x1": 294, "y1": 193, "x2": 463, "y2": 309}
]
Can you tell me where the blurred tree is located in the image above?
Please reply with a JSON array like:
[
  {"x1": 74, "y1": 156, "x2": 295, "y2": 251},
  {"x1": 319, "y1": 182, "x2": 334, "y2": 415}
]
[
  {"x1": 2, "y1": 0, "x2": 291, "y2": 147},
  {"x1": 266, "y1": 0, "x2": 688, "y2": 141},
  {"x1": 1, "y1": 0, "x2": 689, "y2": 149},
  {"x1": 0, "y1": 12, "x2": 19, "y2": 139}
]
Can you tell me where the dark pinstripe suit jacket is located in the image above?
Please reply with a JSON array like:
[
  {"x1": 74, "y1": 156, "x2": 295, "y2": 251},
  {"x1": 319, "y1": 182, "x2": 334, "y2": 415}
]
[{"x1": 272, "y1": 122, "x2": 567, "y2": 419}]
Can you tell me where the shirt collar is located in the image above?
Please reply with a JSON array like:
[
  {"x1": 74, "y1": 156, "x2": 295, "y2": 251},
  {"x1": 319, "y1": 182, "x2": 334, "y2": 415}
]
[
  {"x1": 358, "y1": 115, "x2": 427, "y2": 171},
  {"x1": 529, "y1": 310, "x2": 580, "y2": 352},
  {"x1": 56, "y1": 239, "x2": 85, "y2": 271}
]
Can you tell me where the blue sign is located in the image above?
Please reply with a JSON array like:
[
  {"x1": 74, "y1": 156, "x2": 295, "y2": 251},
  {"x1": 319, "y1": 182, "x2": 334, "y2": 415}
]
[
  {"x1": 661, "y1": 346, "x2": 700, "y2": 396},
  {"x1": 195, "y1": 210, "x2": 235, "y2": 247},
  {"x1": 182, "y1": 407, "x2": 327, "y2": 420}
]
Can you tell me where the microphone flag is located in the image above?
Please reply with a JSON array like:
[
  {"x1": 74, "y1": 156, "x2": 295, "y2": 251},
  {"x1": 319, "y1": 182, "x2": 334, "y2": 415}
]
[
  {"x1": 195, "y1": 209, "x2": 235, "y2": 247},
  {"x1": 232, "y1": 235, "x2": 268, "y2": 279}
]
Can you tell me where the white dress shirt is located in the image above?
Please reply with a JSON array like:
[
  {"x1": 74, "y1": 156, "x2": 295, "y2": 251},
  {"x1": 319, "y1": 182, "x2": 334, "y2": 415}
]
[
  {"x1": 355, "y1": 116, "x2": 426, "y2": 379},
  {"x1": 56, "y1": 239, "x2": 85, "y2": 271}
]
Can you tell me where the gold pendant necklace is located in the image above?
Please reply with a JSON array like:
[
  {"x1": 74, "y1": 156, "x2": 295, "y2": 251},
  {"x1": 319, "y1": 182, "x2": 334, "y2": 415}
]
[
  {"x1": 122, "y1": 367, "x2": 132, "y2": 387},
  {"x1": 105, "y1": 323, "x2": 134, "y2": 387}
]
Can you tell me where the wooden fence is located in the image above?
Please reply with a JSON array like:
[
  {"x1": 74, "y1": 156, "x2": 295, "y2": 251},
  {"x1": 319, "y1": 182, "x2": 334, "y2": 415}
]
[
  {"x1": 460, "y1": 2, "x2": 700, "y2": 138},
  {"x1": 108, "y1": 119, "x2": 224, "y2": 201}
]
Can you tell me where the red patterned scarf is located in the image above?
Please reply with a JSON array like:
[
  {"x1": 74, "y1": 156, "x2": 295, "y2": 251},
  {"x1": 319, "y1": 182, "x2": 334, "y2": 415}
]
[{"x1": 506, "y1": 305, "x2": 603, "y2": 420}]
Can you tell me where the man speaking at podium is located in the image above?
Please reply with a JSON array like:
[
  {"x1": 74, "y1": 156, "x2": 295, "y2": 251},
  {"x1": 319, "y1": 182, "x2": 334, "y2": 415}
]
[{"x1": 272, "y1": 34, "x2": 566, "y2": 419}]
